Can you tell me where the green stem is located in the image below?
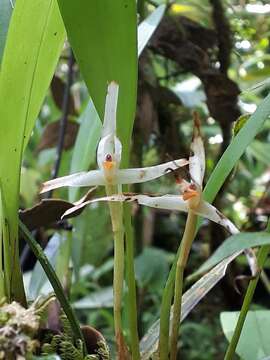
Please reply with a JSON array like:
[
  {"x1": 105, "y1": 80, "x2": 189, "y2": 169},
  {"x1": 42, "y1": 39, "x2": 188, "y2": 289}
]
[
  {"x1": 19, "y1": 220, "x2": 86, "y2": 354},
  {"x1": 224, "y1": 220, "x2": 270, "y2": 360},
  {"x1": 159, "y1": 213, "x2": 197, "y2": 360},
  {"x1": 170, "y1": 212, "x2": 197, "y2": 360},
  {"x1": 159, "y1": 246, "x2": 181, "y2": 359},
  {"x1": 106, "y1": 185, "x2": 126, "y2": 359},
  {"x1": 123, "y1": 203, "x2": 140, "y2": 360}
]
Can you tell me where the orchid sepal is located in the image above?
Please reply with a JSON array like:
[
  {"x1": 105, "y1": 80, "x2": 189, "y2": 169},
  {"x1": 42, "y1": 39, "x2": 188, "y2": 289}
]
[
  {"x1": 61, "y1": 193, "x2": 238, "y2": 237},
  {"x1": 40, "y1": 159, "x2": 188, "y2": 194}
]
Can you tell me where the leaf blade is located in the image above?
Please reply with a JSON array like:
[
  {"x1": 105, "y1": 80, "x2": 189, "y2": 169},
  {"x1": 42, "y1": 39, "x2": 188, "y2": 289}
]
[{"x1": 56, "y1": 0, "x2": 137, "y2": 167}]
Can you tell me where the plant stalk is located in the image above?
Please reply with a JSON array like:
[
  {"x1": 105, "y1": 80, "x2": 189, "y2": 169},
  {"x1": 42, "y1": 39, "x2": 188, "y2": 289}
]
[
  {"x1": 106, "y1": 184, "x2": 126, "y2": 359},
  {"x1": 159, "y1": 212, "x2": 197, "y2": 360},
  {"x1": 170, "y1": 211, "x2": 197, "y2": 360},
  {"x1": 224, "y1": 221, "x2": 270, "y2": 360},
  {"x1": 123, "y1": 203, "x2": 140, "y2": 360}
]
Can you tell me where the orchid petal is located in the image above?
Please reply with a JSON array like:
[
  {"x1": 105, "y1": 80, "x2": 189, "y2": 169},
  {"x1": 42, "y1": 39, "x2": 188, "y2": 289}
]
[
  {"x1": 195, "y1": 201, "x2": 239, "y2": 235},
  {"x1": 116, "y1": 158, "x2": 188, "y2": 184},
  {"x1": 40, "y1": 170, "x2": 105, "y2": 193},
  {"x1": 189, "y1": 114, "x2": 205, "y2": 187},
  {"x1": 97, "y1": 134, "x2": 122, "y2": 170}
]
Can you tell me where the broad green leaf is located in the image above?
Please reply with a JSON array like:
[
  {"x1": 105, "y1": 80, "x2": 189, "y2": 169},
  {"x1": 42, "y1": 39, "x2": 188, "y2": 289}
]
[
  {"x1": 221, "y1": 311, "x2": 270, "y2": 360},
  {"x1": 203, "y1": 92, "x2": 270, "y2": 204},
  {"x1": 0, "y1": 0, "x2": 13, "y2": 62},
  {"x1": 139, "y1": 253, "x2": 237, "y2": 359},
  {"x1": 0, "y1": 0, "x2": 65, "y2": 302},
  {"x1": 138, "y1": 5, "x2": 165, "y2": 56},
  {"x1": 197, "y1": 232, "x2": 270, "y2": 275},
  {"x1": 68, "y1": 100, "x2": 102, "y2": 202},
  {"x1": 56, "y1": 0, "x2": 137, "y2": 167}
]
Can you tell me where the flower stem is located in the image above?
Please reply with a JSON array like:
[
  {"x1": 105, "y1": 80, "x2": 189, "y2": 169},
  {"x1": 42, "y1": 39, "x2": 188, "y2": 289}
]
[
  {"x1": 106, "y1": 185, "x2": 126, "y2": 359},
  {"x1": 123, "y1": 203, "x2": 140, "y2": 360},
  {"x1": 224, "y1": 220, "x2": 270, "y2": 360},
  {"x1": 159, "y1": 212, "x2": 197, "y2": 360},
  {"x1": 170, "y1": 211, "x2": 197, "y2": 360}
]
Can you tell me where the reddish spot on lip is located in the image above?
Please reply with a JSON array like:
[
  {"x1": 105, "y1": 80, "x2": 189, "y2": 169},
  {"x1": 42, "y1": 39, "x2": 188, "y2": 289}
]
[{"x1": 105, "y1": 154, "x2": 113, "y2": 162}]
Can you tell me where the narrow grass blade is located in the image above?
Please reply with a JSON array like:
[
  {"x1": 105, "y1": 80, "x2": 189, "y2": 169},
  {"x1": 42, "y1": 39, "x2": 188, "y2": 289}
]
[
  {"x1": 19, "y1": 220, "x2": 86, "y2": 353},
  {"x1": 203, "y1": 92, "x2": 270, "y2": 204},
  {"x1": 139, "y1": 253, "x2": 238, "y2": 359},
  {"x1": 196, "y1": 232, "x2": 270, "y2": 275},
  {"x1": 138, "y1": 4, "x2": 165, "y2": 56}
]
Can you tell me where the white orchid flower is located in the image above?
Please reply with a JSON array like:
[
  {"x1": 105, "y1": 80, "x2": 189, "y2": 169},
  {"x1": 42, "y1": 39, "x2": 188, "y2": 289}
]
[
  {"x1": 41, "y1": 82, "x2": 188, "y2": 194},
  {"x1": 61, "y1": 115, "x2": 257, "y2": 276},
  {"x1": 62, "y1": 117, "x2": 236, "y2": 233}
]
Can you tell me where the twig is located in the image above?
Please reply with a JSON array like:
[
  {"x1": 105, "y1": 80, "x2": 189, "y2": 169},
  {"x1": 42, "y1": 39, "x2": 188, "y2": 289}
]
[{"x1": 209, "y1": 0, "x2": 232, "y2": 74}]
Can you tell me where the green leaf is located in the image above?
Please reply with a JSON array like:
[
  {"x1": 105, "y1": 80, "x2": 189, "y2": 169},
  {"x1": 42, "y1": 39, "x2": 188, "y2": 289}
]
[
  {"x1": 220, "y1": 311, "x2": 270, "y2": 360},
  {"x1": 138, "y1": 4, "x2": 165, "y2": 56},
  {"x1": 56, "y1": 0, "x2": 137, "y2": 167},
  {"x1": 203, "y1": 92, "x2": 270, "y2": 204},
  {"x1": 0, "y1": 0, "x2": 65, "y2": 301},
  {"x1": 0, "y1": 0, "x2": 13, "y2": 62},
  {"x1": 73, "y1": 287, "x2": 113, "y2": 309},
  {"x1": 139, "y1": 253, "x2": 237, "y2": 359},
  {"x1": 197, "y1": 232, "x2": 270, "y2": 275}
]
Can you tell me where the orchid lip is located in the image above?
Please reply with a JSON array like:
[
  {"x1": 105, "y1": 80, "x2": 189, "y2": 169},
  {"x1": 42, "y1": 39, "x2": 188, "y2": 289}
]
[
  {"x1": 183, "y1": 190, "x2": 199, "y2": 201},
  {"x1": 103, "y1": 161, "x2": 116, "y2": 170}
]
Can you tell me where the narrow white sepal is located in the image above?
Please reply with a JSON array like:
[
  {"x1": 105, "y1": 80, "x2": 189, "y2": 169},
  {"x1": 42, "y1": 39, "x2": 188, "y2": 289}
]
[
  {"x1": 189, "y1": 136, "x2": 205, "y2": 187},
  {"x1": 62, "y1": 193, "x2": 189, "y2": 219},
  {"x1": 40, "y1": 170, "x2": 105, "y2": 193},
  {"x1": 97, "y1": 134, "x2": 122, "y2": 170},
  {"x1": 116, "y1": 158, "x2": 188, "y2": 184},
  {"x1": 102, "y1": 81, "x2": 119, "y2": 137}
]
